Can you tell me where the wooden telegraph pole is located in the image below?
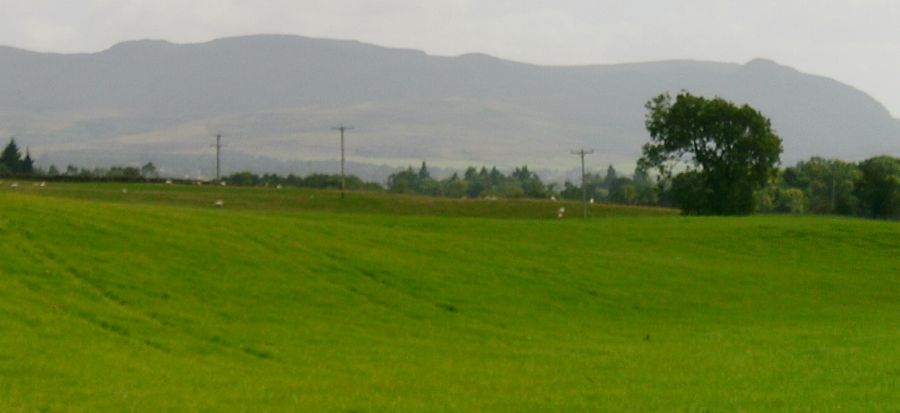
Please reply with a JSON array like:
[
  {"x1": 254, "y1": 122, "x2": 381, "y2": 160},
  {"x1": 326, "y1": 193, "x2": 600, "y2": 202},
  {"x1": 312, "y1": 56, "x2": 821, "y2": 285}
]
[
  {"x1": 212, "y1": 133, "x2": 225, "y2": 181},
  {"x1": 331, "y1": 125, "x2": 354, "y2": 199},
  {"x1": 571, "y1": 148, "x2": 595, "y2": 219}
]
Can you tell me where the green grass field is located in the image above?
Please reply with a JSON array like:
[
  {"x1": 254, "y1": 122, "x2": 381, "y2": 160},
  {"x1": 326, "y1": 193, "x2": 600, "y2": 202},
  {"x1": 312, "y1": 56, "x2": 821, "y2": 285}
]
[{"x1": 0, "y1": 182, "x2": 897, "y2": 412}]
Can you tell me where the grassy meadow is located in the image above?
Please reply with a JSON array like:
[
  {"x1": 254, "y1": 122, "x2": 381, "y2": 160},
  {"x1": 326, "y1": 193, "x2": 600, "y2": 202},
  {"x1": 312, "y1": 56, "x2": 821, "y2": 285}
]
[{"x1": 0, "y1": 181, "x2": 898, "y2": 412}]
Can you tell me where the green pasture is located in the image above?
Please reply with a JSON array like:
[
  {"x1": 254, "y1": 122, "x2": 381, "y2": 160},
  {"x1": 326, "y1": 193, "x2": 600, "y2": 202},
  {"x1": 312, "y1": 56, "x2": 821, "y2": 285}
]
[{"x1": 0, "y1": 182, "x2": 897, "y2": 412}]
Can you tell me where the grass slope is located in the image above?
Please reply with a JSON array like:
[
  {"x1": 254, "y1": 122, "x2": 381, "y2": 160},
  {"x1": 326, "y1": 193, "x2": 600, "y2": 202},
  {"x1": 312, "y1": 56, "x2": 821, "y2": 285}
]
[{"x1": 0, "y1": 183, "x2": 898, "y2": 412}]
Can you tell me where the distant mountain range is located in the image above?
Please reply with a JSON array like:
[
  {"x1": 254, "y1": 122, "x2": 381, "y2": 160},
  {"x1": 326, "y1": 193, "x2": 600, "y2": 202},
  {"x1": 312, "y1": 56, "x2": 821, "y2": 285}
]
[{"x1": 0, "y1": 34, "x2": 897, "y2": 178}]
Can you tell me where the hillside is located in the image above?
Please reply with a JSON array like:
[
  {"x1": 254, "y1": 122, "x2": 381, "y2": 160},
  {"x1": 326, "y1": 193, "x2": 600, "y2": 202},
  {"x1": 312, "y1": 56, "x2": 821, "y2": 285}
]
[
  {"x1": 1, "y1": 183, "x2": 898, "y2": 412},
  {"x1": 0, "y1": 35, "x2": 898, "y2": 176}
]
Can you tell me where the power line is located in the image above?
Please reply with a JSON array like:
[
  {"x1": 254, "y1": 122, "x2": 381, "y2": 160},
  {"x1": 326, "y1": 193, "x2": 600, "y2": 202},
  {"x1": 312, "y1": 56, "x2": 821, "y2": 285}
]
[
  {"x1": 571, "y1": 148, "x2": 595, "y2": 219},
  {"x1": 331, "y1": 124, "x2": 354, "y2": 199}
]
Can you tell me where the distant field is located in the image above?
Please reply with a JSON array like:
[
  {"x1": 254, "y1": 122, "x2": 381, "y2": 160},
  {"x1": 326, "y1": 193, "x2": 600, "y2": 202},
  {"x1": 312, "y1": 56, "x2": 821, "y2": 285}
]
[
  {"x1": 0, "y1": 182, "x2": 897, "y2": 412},
  {"x1": 0, "y1": 181, "x2": 677, "y2": 219}
]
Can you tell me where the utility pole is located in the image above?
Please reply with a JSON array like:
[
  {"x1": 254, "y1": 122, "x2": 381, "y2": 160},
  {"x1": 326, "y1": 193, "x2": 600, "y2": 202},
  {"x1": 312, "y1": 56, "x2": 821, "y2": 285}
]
[
  {"x1": 212, "y1": 133, "x2": 225, "y2": 181},
  {"x1": 571, "y1": 148, "x2": 595, "y2": 219},
  {"x1": 331, "y1": 124, "x2": 354, "y2": 199}
]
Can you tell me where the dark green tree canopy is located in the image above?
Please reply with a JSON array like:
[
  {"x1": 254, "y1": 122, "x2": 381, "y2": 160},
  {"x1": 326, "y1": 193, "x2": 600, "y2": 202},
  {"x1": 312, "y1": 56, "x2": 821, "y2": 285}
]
[
  {"x1": 855, "y1": 155, "x2": 899, "y2": 219},
  {"x1": 1, "y1": 139, "x2": 22, "y2": 170},
  {"x1": 418, "y1": 161, "x2": 430, "y2": 180},
  {"x1": 0, "y1": 138, "x2": 34, "y2": 175},
  {"x1": 783, "y1": 157, "x2": 860, "y2": 214},
  {"x1": 21, "y1": 149, "x2": 34, "y2": 174},
  {"x1": 141, "y1": 162, "x2": 159, "y2": 178},
  {"x1": 639, "y1": 92, "x2": 783, "y2": 215},
  {"x1": 603, "y1": 165, "x2": 617, "y2": 188}
]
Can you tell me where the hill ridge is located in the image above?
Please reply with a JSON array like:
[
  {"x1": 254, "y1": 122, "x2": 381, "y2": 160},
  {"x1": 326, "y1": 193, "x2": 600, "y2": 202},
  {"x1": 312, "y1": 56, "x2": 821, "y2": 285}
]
[{"x1": 0, "y1": 34, "x2": 897, "y2": 176}]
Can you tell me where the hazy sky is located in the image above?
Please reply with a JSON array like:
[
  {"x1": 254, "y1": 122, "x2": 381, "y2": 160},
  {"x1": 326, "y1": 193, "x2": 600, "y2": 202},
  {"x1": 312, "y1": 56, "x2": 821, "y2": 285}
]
[{"x1": 2, "y1": 0, "x2": 898, "y2": 117}]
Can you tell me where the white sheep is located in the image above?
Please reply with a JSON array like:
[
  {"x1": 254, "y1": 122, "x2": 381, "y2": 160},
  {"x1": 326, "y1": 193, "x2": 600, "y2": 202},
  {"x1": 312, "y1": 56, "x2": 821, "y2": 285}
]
[
  {"x1": 550, "y1": 196, "x2": 557, "y2": 201},
  {"x1": 557, "y1": 207, "x2": 566, "y2": 219},
  {"x1": 214, "y1": 199, "x2": 224, "y2": 207},
  {"x1": 165, "y1": 179, "x2": 173, "y2": 184},
  {"x1": 10, "y1": 182, "x2": 19, "y2": 188}
]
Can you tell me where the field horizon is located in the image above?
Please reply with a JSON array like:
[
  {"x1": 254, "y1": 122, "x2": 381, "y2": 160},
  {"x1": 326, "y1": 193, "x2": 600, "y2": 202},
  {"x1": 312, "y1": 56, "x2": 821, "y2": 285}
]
[{"x1": 1, "y1": 183, "x2": 898, "y2": 412}]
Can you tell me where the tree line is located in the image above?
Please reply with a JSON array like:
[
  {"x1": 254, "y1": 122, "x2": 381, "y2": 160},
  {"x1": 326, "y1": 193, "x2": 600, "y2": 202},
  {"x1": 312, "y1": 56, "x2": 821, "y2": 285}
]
[
  {"x1": 5, "y1": 89, "x2": 898, "y2": 221},
  {"x1": 636, "y1": 92, "x2": 898, "y2": 219},
  {"x1": 756, "y1": 156, "x2": 899, "y2": 219},
  {"x1": 386, "y1": 163, "x2": 549, "y2": 198},
  {"x1": 380, "y1": 156, "x2": 898, "y2": 219},
  {"x1": 224, "y1": 171, "x2": 382, "y2": 191},
  {"x1": 1, "y1": 139, "x2": 162, "y2": 181},
  {"x1": 383, "y1": 162, "x2": 660, "y2": 205}
]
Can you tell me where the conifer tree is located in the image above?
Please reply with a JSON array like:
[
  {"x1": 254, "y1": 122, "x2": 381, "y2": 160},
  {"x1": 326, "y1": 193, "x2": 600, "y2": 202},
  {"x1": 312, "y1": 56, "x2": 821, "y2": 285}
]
[
  {"x1": 22, "y1": 149, "x2": 34, "y2": 174},
  {"x1": 418, "y1": 161, "x2": 430, "y2": 179},
  {"x1": 0, "y1": 138, "x2": 23, "y2": 174}
]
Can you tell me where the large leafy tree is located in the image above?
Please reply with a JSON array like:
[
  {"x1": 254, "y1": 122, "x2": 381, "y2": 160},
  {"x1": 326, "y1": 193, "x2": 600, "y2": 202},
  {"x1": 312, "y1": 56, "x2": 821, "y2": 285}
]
[{"x1": 638, "y1": 92, "x2": 783, "y2": 215}]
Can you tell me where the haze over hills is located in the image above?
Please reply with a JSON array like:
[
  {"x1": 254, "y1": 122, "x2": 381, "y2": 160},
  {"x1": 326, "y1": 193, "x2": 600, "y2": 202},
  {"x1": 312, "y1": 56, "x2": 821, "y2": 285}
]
[{"x1": 0, "y1": 34, "x2": 897, "y2": 178}]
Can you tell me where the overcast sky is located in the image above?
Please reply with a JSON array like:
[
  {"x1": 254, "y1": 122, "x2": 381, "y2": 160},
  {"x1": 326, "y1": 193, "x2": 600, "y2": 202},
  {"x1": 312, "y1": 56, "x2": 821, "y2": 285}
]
[{"x1": 2, "y1": 0, "x2": 898, "y2": 117}]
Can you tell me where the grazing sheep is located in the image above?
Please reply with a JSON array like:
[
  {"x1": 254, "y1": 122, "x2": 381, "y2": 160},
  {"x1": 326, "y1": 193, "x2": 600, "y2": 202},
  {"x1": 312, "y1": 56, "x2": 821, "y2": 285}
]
[
  {"x1": 10, "y1": 182, "x2": 19, "y2": 188},
  {"x1": 276, "y1": 184, "x2": 283, "y2": 189},
  {"x1": 39, "y1": 182, "x2": 46, "y2": 187},
  {"x1": 165, "y1": 179, "x2": 173, "y2": 184},
  {"x1": 550, "y1": 196, "x2": 557, "y2": 201},
  {"x1": 214, "y1": 200, "x2": 224, "y2": 207},
  {"x1": 557, "y1": 207, "x2": 566, "y2": 219},
  {"x1": 220, "y1": 181, "x2": 227, "y2": 187},
  {"x1": 590, "y1": 198, "x2": 595, "y2": 204}
]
